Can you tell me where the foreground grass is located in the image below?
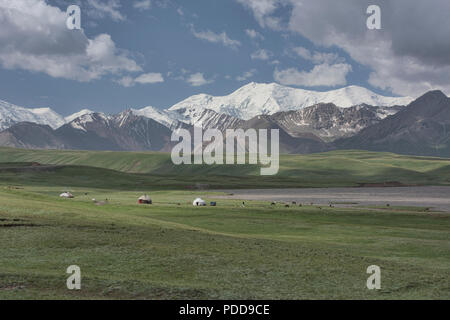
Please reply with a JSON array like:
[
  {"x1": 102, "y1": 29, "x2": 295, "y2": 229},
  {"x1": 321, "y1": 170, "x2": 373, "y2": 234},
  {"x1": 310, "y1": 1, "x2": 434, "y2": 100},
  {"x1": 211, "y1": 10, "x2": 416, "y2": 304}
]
[{"x1": 0, "y1": 186, "x2": 449, "y2": 300}]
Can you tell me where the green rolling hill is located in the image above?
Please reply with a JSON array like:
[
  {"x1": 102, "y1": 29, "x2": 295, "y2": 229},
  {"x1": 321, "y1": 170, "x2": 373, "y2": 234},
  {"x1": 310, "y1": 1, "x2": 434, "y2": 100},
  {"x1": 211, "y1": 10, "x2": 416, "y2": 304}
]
[{"x1": 0, "y1": 147, "x2": 449, "y2": 188}]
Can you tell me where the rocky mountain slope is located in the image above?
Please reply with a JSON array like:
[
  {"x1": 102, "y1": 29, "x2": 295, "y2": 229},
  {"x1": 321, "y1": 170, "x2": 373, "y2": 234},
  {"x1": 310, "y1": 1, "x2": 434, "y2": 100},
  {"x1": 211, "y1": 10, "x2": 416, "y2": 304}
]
[
  {"x1": 336, "y1": 91, "x2": 450, "y2": 156},
  {"x1": 1, "y1": 84, "x2": 448, "y2": 157},
  {"x1": 270, "y1": 103, "x2": 402, "y2": 142},
  {"x1": 0, "y1": 111, "x2": 173, "y2": 151}
]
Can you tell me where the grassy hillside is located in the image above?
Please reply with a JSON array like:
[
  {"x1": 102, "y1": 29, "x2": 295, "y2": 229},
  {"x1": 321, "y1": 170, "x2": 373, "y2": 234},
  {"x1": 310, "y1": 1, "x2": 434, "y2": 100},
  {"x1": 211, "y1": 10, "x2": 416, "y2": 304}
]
[
  {"x1": 0, "y1": 147, "x2": 449, "y2": 188},
  {"x1": 0, "y1": 185, "x2": 449, "y2": 299}
]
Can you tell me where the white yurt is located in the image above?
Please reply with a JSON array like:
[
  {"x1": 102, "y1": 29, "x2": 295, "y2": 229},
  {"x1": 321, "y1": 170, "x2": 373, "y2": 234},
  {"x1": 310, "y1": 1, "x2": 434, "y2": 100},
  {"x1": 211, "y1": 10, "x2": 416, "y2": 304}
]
[
  {"x1": 193, "y1": 198, "x2": 206, "y2": 206},
  {"x1": 138, "y1": 195, "x2": 152, "y2": 204},
  {"x1": 60, "y1": 192, "x2": 74, "y2": 198}
]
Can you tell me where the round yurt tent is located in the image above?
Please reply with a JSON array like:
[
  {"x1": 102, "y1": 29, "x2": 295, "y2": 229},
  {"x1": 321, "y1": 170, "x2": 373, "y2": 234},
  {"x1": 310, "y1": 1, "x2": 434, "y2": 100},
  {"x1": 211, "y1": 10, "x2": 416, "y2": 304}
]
[
  {"x1": 138, "y1": 195, "x2": 152, "y2": 204},
  {"x1": 60, "y1": 192, "x2": 74, "y2": 199},
  {"x1": 193, "y1": 198, "x2": 206, "y2": 206}
]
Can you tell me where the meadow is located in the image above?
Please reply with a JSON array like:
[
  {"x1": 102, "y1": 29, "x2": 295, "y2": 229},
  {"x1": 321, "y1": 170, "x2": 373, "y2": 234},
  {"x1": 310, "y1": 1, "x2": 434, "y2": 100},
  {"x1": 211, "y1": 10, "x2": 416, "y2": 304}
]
[
  {"x1": 0, "y1": 148, "x2": 449, "y2": 299},
  {"x1": 0, "y1": 147, "x2": 450, "y2": 188}
]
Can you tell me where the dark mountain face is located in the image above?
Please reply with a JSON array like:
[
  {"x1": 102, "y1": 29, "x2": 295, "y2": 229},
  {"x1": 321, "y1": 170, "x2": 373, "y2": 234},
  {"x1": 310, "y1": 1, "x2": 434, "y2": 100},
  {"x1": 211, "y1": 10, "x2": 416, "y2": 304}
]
[
  {"x1": 0, "y1": 112, "x2": 174, "y2": 151},
  {"x1": 0, "y1": 90, "x2": 448, "y2": 157},
  {"x1": 56, "y1": 111, "x2": 174, "y2": 151},
  {"x1": 336, "y1": 91, "x2": 450, "y2": 156},
  {"x1": 55, "y1": 113, "x2": 121, "y2": 150},
  {"x1": 269, "y1": 103, "x2": 401, "y2": 142},
  {"x1": 0, "y1": 122, "x2": 65, "y2": 149},
  {"x1": 232, "y1": 115, "x2": 329, "y2": 154},
  {"x1": 110, "y1": 111, "x2": 174, "y2": 151}
]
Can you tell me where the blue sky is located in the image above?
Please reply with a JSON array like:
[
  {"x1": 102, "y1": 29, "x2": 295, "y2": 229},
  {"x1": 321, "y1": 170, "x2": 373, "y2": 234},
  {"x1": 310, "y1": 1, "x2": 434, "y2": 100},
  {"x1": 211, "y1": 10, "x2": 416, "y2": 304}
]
[{"x1": 0, "y1": 0, "x2": 449, "y2": 116}]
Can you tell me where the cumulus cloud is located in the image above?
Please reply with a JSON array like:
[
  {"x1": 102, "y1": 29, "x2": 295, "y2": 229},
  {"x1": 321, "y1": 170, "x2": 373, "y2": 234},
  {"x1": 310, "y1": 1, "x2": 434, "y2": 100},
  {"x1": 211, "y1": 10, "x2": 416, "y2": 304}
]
[
  {"x1": 236, "y1": 0, "x2": 284, "y2": 29},
  {"x1": 236, "y1": 69, "x2": 257, "y2": 81},
  {"x1": 0, "y1": 0, "x2": 141, "y2": 82},
  {"x1": 245, "y1": 29, "x2": 264, "y2": 40},
  {"x1": 133, "y1": 0, "x2": 152, "y2": 11},
  {"x1": 87, "y1": 0, "x2": 125, "y2": 21},
  {"x1": 191, "y1": 26, "x2": 241, "y2": 49},
  {"x1": 251, "y1": 49, "x2": 272, "y2": 61},
  {"x1": 117, "y1": 72, "x2": 164, "y2": 87},
  {"x1": 238, "y1": 0, "x2": 450, "y2": 96},
  {"x1": 292, "y1": 47, "x2": 343, "y2": 65},
  {"x1": 274, "y1": 63, "x2": 352, "y2": 87},
  {"x1": 187, "y1": 73, "x2": 214, "y2": 86}
]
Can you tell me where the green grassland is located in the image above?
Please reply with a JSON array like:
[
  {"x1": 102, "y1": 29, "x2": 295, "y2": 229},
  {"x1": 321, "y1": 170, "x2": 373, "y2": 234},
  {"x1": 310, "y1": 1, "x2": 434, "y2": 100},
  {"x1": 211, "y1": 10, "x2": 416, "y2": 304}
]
[
  {"x1": 0, "y1": 148, "x2": 449, "y2": 299},
  {"x1": 0, "y1": 184, "x2": 449, "y2": 299},
  {"x1": 0, "y1": 147, "x2": 450, "y2": 188}
]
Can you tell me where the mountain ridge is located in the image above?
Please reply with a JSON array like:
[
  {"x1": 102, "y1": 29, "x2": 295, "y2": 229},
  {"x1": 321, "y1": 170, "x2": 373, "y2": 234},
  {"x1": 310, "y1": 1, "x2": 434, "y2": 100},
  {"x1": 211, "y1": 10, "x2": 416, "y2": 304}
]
[
  {"x1": 1, "y1": 86, "x2": 448, "y2": 157},
  {"x1": 336, "y1": 90, "x2": 450, "y2": 156},
  {"x1": 0, "y1": 83, "x2": 415, "y2": 131}
]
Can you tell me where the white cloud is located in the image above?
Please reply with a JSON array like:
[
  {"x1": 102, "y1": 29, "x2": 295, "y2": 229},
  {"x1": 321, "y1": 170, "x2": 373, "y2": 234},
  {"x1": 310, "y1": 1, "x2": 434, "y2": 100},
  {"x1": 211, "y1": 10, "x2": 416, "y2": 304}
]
[
  {"x1": 187, "y1": 73, "x2": 214, "y2": 86},
  {"x1": 251, "y1": 49, "x2": 272, "y2": 61},
  {"x1": 236, "y1": 69, "x2": 257, "y2": 81},
  {"x1": 191, "y1": 26, "x2": 241, "y2": 49},
  {"x1": 238, "y1": 0, "x2": 450, "y2": 96},
  {"x1": 87, "y1": 0, "x2": 125, "y2": 21},
  {"x1": 133, "y1": 0, "x2": 151, "y2": 11},
  {"x1": 135, "y1": 72, "x2": 164, "y2": 84},
  {"x1": 245, "y1": 29, "x2": 264, "y2": 40},
  {"x1": 274, "y1": 63, "x2": 352, "y2": 87},
  {"x1": 236, "y1": 0, "x2": 284, "y2": 29},
  {"x1": 292, "y1": 47, "x2": 343, "y2": 65},
  {"x1": 117, "y1": 72, "x2": 164, "y2": 87},
  {"x1": 0, "y1": 0, "x2": 140, "y2": 82},
  {"x1": 116, "y1": 76, "x2": 135, "y2": 87}
]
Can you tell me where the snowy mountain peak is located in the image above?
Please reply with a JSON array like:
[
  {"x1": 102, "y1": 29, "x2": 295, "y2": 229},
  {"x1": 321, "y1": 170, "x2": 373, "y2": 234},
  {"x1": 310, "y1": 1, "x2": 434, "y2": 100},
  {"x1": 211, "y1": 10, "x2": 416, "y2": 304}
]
[
  {"x1": 0, "y1": 100, "x2": 65, "y2": 131},
  {"x1": 169, "y1": 82, "x2": 414, "y2": 120},
  {"x1": 0, "y1": 83, "x2": 417, "y2": 132},
  {"x1": 64, "y1": 109, "x2": 94, "y2": 123},
  {"x1": 131, "y1": 106, "x2": 183, "y2": 129}
]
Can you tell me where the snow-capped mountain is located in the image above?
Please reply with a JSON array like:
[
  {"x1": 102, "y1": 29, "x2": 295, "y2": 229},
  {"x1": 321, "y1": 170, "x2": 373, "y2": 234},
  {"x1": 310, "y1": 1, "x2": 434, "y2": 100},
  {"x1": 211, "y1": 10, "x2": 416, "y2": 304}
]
[
  {"x1": 168, "y1": 82, "x2": 414, "y2": 121},
  {"x1": 64, "y1": 109, "x2": 94, "y2": 124},
  {"x1": 130, "y1": 106, "x2": 182, "y2": 129},
  {"x1": 270, "y1": 103, "x2": 403, "y2": 142},
  {"x1": 0, "y1": 100, "x2": 65, "y2": 131},
  {"x1": 0, "y1": 83, "x2": 414, "y2": 132},
  {"x1": 1, "y1": 89, "x2": 448, "y2": 157}
]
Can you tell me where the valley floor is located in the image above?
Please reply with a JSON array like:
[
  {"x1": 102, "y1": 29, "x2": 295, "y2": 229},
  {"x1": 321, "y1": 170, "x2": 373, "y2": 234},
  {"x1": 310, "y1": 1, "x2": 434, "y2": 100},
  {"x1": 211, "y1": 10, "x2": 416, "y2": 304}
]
[
  {"x1": 0, "y1": 149, "x2": 449, "y2": 299},
  {"x1": 0, "y1": 185, "x2": 449, "y2": 300},
  {"x1": 216, "y1": 186, "x2": 450, "y2": 212}
]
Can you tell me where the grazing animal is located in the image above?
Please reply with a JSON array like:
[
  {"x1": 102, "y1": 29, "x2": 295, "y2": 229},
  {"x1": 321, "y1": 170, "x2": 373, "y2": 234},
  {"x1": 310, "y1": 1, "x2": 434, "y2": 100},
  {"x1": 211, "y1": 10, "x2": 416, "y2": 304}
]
[
  {"x1": 92, "y1": 199, "x2": 107, "y2": 206},
  {"x1": 285, "y1": 204, "x2": 290, "y2": 208},
  {"x1": 271, "y1": 202, "x2": 276, "y2": 206}
]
